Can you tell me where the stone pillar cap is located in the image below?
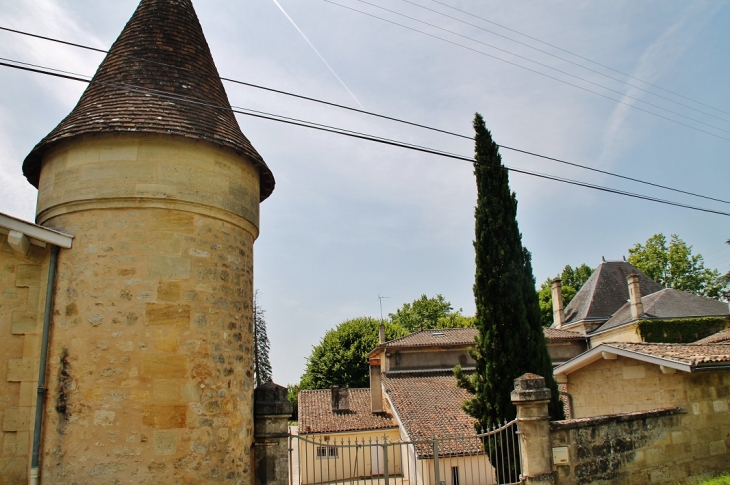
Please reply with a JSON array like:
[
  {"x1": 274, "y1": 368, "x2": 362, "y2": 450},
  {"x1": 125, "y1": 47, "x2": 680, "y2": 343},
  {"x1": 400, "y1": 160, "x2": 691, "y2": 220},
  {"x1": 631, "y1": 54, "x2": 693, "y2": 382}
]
[
  {"x1": 254, "y1": 382, "x2": 293, "y2": 415},
  {"x1": 510, "y1": 374, "x2": 551, "y2": 402}
]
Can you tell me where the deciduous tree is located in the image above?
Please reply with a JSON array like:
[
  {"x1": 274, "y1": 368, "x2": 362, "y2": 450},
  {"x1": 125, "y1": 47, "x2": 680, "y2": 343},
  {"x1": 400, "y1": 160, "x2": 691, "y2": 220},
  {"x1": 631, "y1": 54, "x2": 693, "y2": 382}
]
[
  {"x1": 299, "y1": 317, "x2": 408, "y2": 390},
  {"x1": 536, "y1": 264, "x2": 593, "y2": 327},
  {"x1": 389, "y1": 294, "x2": 474, "y2": 331},
  {"x1": 628, "y1": 234, "x2": 724, "y2": 298}
]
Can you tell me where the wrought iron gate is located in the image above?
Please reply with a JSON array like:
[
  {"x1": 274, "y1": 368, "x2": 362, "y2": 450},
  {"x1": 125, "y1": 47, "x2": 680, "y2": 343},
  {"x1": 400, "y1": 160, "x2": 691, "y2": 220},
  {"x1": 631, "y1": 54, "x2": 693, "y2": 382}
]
[{"x1": 289, "y1": 420, "x2": 520, "y2": 485}]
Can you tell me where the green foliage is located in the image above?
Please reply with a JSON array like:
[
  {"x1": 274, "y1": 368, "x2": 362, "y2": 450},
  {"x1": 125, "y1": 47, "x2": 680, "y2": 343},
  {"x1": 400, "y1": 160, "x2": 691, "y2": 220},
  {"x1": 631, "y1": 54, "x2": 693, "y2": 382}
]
[
  {"x1": 299, "y1": 317, "x2": 408, "y2": 390},
  {"x1": 628, "y1": 234, "x2": 724, "y2": 299},
  {"x1": 560, "y1": 264, "x2": 594, "y2": 290},
  {"x1": 456, "y1": 114, "x2": 564, "y2": 439},
  {"x1": 535, "y1": 264, "x2": 592, "y2": 327},
  {"x1": 389, "y1": 294, "x2": 473, "y2": 331},
  {"x1": 287, "y1": 383, "x2": 300, "y2": 420},
  {"x1": 537, "y1": 280, "x2": 577, "y2": 327},
  {"x1": 636, "y1": 317, "x2": 727, "y2": 343},
  {"x1": 253, "y1": 290, "x2": 272, "y2": 386}
]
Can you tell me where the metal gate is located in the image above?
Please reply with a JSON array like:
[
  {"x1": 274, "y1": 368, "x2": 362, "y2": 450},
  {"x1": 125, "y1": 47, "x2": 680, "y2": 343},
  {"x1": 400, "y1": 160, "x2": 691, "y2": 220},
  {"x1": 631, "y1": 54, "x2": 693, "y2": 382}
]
[{"x1": 290, "y1": 420, "x2": 520, "y2": 485}]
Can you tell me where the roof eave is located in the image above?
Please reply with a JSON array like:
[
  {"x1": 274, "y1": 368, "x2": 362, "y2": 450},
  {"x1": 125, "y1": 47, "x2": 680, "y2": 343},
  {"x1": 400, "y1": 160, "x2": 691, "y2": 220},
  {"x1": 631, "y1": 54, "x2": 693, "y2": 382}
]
[{"x1": 554, "y1": 343, "x2": 692, "y2": 376}]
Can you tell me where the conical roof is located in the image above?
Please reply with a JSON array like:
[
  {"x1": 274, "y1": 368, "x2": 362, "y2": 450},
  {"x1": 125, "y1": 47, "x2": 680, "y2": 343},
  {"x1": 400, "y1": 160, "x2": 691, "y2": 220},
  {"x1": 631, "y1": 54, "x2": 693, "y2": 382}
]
[{"x1": 23, "y1": 0, "x2": 274, "y2": 201}]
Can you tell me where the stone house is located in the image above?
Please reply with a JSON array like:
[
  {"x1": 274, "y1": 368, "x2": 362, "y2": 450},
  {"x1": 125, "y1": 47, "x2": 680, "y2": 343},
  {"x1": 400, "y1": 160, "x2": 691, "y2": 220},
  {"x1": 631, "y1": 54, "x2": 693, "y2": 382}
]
[
  {"x1": 0, "y1": 0, "x2": 275, "y2": 483},
  {"x1": 298, "y1": 328, "x2": 500, "y2": 485},
  {"x1": 550, "y1": 341, "x2": 730, "y2": 479},
  {"x1": 549, "y1": 259, "x2": 729, "y2": 348}
]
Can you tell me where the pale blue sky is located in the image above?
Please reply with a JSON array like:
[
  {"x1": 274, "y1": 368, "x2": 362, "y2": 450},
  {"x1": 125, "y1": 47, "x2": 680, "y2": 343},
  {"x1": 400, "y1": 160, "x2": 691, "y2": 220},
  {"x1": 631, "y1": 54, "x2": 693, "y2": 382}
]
[{"x1": 1, "y1": 0, "x2": 728, "y2": 386}]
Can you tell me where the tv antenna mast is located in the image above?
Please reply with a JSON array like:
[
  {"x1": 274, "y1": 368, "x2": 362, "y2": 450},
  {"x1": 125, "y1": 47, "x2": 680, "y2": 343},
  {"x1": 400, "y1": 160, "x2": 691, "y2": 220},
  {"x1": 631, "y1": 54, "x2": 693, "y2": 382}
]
[{"x1": 378, "y1": 294, "x2": 390, "y2": 323}]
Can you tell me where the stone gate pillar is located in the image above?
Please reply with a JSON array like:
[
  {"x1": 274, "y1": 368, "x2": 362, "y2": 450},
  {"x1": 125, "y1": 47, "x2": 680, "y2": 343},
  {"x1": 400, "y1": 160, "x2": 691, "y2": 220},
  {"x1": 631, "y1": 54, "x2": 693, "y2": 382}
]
[
  {"x1": 511, "y1": 374, "x2": 555, "y2": 485},
  {"x1": 254, "y1": 382, "x2": 293, "y2": 485}
]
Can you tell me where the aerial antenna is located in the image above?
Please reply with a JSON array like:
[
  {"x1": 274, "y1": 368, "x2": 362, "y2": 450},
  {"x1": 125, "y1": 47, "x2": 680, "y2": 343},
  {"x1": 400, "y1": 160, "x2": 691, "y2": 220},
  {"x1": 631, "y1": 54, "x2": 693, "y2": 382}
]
[{"x1": 378, "y1": 294, "x2": 391, "y2": 323}]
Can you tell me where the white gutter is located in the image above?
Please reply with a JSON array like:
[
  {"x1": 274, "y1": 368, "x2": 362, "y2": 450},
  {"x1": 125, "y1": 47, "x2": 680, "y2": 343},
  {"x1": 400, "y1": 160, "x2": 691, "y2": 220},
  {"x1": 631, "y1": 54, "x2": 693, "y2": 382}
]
[{"x1": 0, "y1": 212, "x2": 73, "y2": 248}]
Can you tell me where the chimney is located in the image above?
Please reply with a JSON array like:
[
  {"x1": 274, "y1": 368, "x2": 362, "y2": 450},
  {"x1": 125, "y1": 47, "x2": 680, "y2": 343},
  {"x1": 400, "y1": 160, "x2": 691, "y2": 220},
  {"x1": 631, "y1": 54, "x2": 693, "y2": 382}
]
[
  {"x1": 369, "y1": 356, "x2": 383, "y2": 413},
  {"x1": 378, "y1": 323, "x2": 386, "y2": 345},
  {"x1": 551, "y1": 278, "x2": 565, "y2": 329},
  {"x1": 330, "y1": 386, "x2": 349, "y2": 412},
  {"x1": 627, "y1": 273, "x2": 644, "y2": 320}
]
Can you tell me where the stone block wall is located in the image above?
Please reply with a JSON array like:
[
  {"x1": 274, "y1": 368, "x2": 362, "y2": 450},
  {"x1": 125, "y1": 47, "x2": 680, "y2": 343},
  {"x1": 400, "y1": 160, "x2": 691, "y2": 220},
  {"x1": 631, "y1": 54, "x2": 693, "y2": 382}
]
[
  {"x1": 0, "y1": 239, "x2": 50, "y2": 484},
  {"x1": 31, "y1": 133, "x2": 263, "y2": 484},
  {"x1": 550, "y1": 370, "x2": 730, "y2": 484},
  {"x1": 565, "y1": 357, "x2": 686, "y2": 418},
  {"x1": 39, "y1": 209, "x2": 257, "y2": 484}
]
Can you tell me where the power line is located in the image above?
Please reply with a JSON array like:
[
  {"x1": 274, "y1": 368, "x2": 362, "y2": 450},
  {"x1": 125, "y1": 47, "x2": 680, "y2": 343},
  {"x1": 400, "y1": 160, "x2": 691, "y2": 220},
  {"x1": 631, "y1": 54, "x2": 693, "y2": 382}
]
[
  {"x1": 396, "y1": 0, "x2": 730, "y2": 124},
  {"x1": 427, "y1": 0, "x2": 730, "y2": 118},
  {"x1": 0, "y1": 29, "x2": 727, "y2": 206},
  {"x1": 325, "y1": 0, "x2": 730, "y2": 140},
  {"x1": 1, "y1": 59, "x2": 729, "y2": 218}
]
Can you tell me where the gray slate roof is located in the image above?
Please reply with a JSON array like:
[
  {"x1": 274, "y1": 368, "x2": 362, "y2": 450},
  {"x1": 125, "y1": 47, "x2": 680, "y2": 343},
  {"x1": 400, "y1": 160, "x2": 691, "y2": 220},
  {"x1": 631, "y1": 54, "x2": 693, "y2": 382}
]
[
  {"x1": 594, "y1": 288, "x2": 730, "y2": 334},
  {"x1": 561, "y1": 261, "x2": 663, "y2": 326}
]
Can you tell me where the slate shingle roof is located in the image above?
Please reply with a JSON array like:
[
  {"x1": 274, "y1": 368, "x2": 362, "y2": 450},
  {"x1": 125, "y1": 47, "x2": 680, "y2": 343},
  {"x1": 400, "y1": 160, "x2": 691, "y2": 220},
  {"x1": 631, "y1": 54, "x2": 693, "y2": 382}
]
[
  {"x1": 594, "y1": 288, "x2": 730, "y2": 334},
  {"x1": 382, "y1": 371, "x2": 480, "y2": 457},
  {"x1": 383, "y1": 328, "x2": 478, "y2": 349},
  {"x1": 561, "y1": 261, "x2": 662, "y2": 326},
  {"x1": 22, "y1": 0, "x2": 274, "y2": 201},
  {"x1": 543, "y1": 327, "x2": 586, "y2": 341},
  {"x1": 298, "y1": 389, "x2": 397, "y2": 434},
  {"x1": 694, "y1": 329, "x2": 730, "y2": 344},
  {"x1": 605, "y1": 342, "x2": 730, "y2": 366}
]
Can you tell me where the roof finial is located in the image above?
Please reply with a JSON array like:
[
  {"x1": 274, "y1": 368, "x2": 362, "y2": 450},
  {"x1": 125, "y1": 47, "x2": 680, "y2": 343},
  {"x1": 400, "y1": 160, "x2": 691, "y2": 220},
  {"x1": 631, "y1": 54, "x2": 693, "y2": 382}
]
[
  {"x1": 623, "y1": 255, "x2": 626, "y2": 261},
  {"x1": 602, "y1": 256, "x2": 606, "y2": 262}
]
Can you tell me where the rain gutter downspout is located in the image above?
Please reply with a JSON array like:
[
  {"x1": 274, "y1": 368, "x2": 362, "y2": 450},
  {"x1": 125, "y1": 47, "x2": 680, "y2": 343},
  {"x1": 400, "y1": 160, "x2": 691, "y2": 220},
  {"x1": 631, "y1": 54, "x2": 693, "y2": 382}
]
[{"x1": 30, "y1": 244, "x2": 60, "y2": 485}]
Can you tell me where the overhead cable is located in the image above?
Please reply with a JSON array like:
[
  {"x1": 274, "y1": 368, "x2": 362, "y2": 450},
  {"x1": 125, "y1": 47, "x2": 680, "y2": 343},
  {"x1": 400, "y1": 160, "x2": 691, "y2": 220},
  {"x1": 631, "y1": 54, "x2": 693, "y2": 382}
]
[
  {"x1": 427, "y1": 0, "x2": 730, "y2": 118},
  {"x1": 395, "y1": 0, "x2": 730, "y2": 123},
  {"x1": 1, "y1": 59, "x2": 729, "y2": 218},
  {"x1": 0, "y1": 29, "x2": 727, "y2": 205},
  {"x1": 324, "y1": 0, "x2": 730, "y2": 141}
]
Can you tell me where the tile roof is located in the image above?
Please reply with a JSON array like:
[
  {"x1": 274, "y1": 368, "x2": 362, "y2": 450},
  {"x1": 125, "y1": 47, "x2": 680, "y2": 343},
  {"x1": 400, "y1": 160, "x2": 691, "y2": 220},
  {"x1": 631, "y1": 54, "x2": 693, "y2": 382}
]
[
  {"x1": 383, "y1": 328, "x2": 478, "y2": 349},
  {"x1": 22, "y1": 0, "x2": 274, "y2": 201},
  {"x1": 605, "y1": 342, "x2": 730, "y2": 366},
  {"x1": 298, "y1": 388, "x2": 397, "y2": 434},
  {"x1": 382, "y1": 371, "x2": 480, "y2": 457},
  {"x1": 543, "y1": 327, "x2": 586, "y2": 341},
  {"x1": 594, "y1": 288, "x2": 729, "y2": 334},
  {"x1": 694, "y1": 329, "x2": 730, "y2": 344},
  {"x1": 560, "y1": 261, "x2": 662, "y2": 326}
]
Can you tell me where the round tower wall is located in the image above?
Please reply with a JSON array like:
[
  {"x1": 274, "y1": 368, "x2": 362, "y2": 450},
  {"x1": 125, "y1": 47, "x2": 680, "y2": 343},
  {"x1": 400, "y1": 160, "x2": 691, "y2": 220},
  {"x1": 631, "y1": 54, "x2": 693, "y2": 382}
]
[{"x1": 35, "y1": 133, "x2": 261, "y2": 483}]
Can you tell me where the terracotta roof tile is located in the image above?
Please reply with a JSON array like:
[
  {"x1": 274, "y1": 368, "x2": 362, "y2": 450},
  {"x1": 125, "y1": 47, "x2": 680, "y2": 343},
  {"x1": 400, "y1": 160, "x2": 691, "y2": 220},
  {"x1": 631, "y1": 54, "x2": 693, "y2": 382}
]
[
  {"x1": 384, "y1": 328, "x2": 478, "y2": 349},
  {"x1": 298, "y1": 389, "x2": 397, "y2": 434},
  {"x1": 22, "y1": 0, "x2": 274, "y2": 201},
  {"x1": 382, "y1": 371, "x2": 480, "y2": 457},
  {"x1": 605, "y1": 342, "x2": 730, "y2": 366},
  {"x1": 694, "y1": 329, "x2": 730, "y2": 344}
]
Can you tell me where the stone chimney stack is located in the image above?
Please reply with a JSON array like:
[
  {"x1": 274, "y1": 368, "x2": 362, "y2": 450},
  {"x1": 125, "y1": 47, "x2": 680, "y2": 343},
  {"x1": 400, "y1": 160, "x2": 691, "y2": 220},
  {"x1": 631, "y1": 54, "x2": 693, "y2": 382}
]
[
  {"x1": 551, "y1": 278, "x2": 565, "y2": 329},
  {"x1": 370, "y1": 356, "x2": 383, "y2": 413},
  {"x1": 379, "y1": 323, "x2": 386, "y2": 345},
  {"x1": 627, "y1": 273, "x2": 644, "y2": 320}
]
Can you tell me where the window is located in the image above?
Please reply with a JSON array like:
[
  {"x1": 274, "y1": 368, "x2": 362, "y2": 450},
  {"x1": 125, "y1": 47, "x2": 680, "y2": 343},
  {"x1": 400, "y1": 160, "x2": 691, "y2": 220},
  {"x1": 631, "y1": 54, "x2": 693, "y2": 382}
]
[
  {"x1": 316, "y1": 446, "x2": 338, "y2": 459},
  {"x1": 451, "y1": 466, "x2": 459, "y2": 485}
]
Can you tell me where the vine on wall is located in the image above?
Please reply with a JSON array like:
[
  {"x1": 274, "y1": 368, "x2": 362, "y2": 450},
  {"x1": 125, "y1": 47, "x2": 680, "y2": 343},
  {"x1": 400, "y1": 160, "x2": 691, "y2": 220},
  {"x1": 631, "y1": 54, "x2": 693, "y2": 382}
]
[{"x1": 636, "y1": 317, "x2": 728, "y2": 343}]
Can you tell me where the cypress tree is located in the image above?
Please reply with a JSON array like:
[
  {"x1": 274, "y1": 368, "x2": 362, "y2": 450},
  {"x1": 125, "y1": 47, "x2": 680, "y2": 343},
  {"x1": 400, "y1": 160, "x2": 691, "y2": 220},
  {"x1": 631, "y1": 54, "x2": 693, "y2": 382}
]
[
  {"x1": 253, "y1": 290, "x2": 273, "y2": 386},
  {"x1": 456, "y1": 113, "x2": 564, "y2": 430}
]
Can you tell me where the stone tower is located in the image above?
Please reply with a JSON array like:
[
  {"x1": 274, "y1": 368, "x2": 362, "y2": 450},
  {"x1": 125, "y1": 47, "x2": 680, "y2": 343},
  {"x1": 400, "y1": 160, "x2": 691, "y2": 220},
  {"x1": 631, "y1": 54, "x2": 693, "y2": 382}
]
[{"x1": 22, "y1": 0, "x2": 274, "y2": 482}]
